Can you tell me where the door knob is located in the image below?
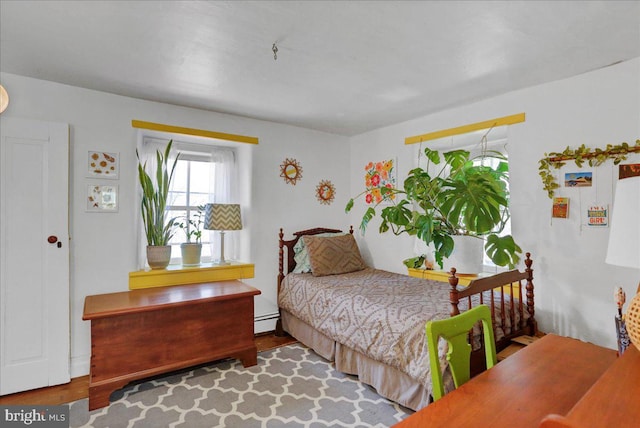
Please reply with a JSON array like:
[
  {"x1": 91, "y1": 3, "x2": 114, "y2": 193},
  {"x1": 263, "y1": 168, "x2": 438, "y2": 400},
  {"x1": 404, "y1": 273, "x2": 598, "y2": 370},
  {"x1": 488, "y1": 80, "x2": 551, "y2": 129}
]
[{"x1": 47, "y1": 235, "x2": 63, "y2": 248}]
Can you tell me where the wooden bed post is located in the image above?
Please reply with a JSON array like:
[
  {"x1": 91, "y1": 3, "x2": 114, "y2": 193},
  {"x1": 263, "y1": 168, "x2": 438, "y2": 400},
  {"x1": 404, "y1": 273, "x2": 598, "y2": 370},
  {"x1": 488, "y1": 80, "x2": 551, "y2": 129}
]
[
  {"x1": 277, "y1": 228, "x2": 285, "y2": 291},
  {"x1": 275, "y1": 228, "x2": 285, "y2": 336},
  {"x1": 524, "y1": 252, "x2": 538, "y2": 335},
  {"x1": 449, "y1": 268, "x2": 461, "y2": 316}
]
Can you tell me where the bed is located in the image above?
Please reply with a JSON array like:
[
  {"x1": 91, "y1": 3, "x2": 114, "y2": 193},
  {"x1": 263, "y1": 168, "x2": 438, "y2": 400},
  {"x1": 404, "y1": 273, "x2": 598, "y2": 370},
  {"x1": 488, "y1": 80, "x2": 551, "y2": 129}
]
[{"x1": 275, "y1": 227, "x2": 537, "y2": 411}]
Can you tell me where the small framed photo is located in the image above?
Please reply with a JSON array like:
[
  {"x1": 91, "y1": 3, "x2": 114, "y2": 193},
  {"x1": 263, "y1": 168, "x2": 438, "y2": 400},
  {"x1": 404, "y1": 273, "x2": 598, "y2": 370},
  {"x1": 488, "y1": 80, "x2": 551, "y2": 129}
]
[
  {"x1": 87, "y1": 151, "x2": 119, "y2": 179},
  {"x1": 87, "y1": 184, "x2": 118, "y2": 212}
]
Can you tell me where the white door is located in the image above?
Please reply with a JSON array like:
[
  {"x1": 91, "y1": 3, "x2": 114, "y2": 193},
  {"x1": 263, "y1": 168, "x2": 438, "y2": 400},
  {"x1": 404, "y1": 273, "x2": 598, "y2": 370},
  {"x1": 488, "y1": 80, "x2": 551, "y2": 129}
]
[{"x1": 0, "y1": 117, "x2": 70, "y2": 395}]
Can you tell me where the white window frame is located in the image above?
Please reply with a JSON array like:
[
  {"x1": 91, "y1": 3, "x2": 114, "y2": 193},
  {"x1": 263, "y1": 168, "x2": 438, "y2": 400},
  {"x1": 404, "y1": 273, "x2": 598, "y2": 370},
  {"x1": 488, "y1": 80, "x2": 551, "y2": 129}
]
[
  {"x1": 136, "y1": 135, "x2": 239, "y2": 269},
  {"x1": 414, "y1": 128, "x2": 511, "y2": 274}
]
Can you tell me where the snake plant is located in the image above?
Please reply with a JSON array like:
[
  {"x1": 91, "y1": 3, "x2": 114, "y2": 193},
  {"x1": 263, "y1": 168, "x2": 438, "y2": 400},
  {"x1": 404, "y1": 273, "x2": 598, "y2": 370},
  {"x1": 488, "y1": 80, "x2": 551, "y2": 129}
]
[{"x1": 137, "y1": 140, "x2": 179, "y2": 246}]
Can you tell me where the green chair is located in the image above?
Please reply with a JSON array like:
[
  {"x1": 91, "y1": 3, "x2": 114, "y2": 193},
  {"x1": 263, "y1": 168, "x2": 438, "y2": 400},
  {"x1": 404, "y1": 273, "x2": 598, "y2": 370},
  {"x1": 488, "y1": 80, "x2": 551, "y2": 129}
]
[{"x1": 426, "y1": 304, "x2": 497, "y2": 401}]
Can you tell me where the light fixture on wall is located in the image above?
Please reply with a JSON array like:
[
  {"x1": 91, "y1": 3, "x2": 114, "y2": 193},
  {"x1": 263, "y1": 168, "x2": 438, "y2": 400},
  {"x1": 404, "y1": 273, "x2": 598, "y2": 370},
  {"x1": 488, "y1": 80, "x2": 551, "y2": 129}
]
[
  {"x1": 0, "y1": 85, "x2": 9, "y2": 114},
  {"x1": 204, "y1": 203, "x2": 242, "y2": 265},
  {"x1": 606, "y1": 174, "x2": 640, "y2": 351}
]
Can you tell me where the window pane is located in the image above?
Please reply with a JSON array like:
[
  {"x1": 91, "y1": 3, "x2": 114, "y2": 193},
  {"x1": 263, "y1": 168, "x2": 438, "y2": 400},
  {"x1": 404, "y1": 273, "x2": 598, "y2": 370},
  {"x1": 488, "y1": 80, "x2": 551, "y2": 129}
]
[
  {"x1": 190, "y1": 161, "x2": 212, "y2": 194},
  {"x1": 168, "y1": 210, "x2": 187, "y2": 244},
  {"x1": 153, "y1": 150, "x2": 233, "y2": 265},
  {"x1": 172, "y1": 161, "x2": 188, "y2": 192}
]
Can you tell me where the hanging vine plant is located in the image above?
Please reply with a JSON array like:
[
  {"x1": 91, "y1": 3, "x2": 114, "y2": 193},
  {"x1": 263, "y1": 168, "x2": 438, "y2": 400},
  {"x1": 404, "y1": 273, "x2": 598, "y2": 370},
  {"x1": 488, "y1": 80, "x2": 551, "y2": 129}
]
[{"x1": 539, "y1": 139, "x2": 640, "y2": 198}]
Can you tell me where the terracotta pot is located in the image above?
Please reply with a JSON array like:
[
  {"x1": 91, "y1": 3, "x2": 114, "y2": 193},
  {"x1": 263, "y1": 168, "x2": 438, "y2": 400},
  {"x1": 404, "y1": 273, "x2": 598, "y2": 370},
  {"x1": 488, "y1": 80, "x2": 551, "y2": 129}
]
[
  {"x1": 147, "y1": 245, "x2": 171, "y2": 270},
  {"x1": 180, "y1": 243, "x2": 202, "y2": 266}
]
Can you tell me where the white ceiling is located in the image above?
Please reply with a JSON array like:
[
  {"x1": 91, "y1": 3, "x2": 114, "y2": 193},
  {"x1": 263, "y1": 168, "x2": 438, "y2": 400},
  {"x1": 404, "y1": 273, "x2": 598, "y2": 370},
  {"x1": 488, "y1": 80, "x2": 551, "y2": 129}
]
[{"x1": 1, "y1": 1, "x2": 639, "y2": 136}]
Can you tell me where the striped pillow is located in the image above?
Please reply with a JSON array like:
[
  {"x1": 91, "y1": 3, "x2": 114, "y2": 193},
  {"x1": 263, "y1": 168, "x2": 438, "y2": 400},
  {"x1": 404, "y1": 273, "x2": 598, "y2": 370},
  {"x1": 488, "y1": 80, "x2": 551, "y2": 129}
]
[{"x1": 304, "y1": 234, "x2": 367, "y2": 277}]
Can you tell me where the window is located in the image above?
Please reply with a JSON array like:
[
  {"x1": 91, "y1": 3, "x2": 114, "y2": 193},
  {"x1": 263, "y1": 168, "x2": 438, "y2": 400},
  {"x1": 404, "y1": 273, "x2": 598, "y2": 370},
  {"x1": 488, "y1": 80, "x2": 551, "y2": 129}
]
[
  {"x1": 473, "y1": 153, "x2": 511, "y2": 272},
  {"x1": 414, "y1": 128, "x2": 512, "y2": 273},
  {"x1": 167, "y1": 153, "x2": 215, "y2": 263},
  {"x1": 137, "y1": 137, "x2": 238, "y2": 267}
]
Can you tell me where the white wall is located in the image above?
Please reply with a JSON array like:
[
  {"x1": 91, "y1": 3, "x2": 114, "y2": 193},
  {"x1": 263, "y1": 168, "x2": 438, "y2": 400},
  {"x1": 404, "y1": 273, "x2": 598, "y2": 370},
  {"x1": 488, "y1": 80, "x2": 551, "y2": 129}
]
[
  {"x1": 348, "y1": 57, "x2": 640, "y2": 350},
  {"x1": 2, "y1": 57, "x2": 638, "y2": 379},
  {"x1": 0, "y1": 72, "x2": 351, "y2": 377}
]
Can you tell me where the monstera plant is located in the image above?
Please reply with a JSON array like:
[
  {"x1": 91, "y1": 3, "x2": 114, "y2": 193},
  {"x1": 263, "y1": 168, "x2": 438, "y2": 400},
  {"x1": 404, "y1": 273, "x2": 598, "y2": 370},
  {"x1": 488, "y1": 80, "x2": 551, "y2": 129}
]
[{"x1": 346, "y1": 147, "x2": 521, "y2": 269}]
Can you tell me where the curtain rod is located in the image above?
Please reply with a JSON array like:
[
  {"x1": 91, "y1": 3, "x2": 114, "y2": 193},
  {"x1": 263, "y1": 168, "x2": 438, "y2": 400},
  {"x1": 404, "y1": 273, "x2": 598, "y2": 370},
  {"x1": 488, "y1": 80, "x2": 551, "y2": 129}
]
[
  {"x1": 132, "y1": 120, "x2": 259, "y2": 145},
  {"x1": 405, "y1": 113, "x2": 525, "y2": 145}
]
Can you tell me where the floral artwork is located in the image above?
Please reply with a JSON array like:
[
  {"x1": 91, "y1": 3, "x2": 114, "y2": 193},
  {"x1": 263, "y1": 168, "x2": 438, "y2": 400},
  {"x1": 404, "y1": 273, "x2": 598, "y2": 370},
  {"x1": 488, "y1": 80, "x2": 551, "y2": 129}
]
[
  {"x1": 364, "y1": 159, "x2": 396, "y2": 204},
  {"x1": 88, "y1": 151, "x2": 119, "y2": 179}
]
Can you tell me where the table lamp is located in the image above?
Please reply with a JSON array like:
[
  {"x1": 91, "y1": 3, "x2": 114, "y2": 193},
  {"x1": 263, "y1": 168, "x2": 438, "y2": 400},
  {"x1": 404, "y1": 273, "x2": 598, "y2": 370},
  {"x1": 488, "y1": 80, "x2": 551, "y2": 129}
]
[
  {"x1": 205, "y1": 203, "x2": 242, "y2": 265},
  {"x1": 606, "y1": 174, "x2": 640, "y2": 351}
]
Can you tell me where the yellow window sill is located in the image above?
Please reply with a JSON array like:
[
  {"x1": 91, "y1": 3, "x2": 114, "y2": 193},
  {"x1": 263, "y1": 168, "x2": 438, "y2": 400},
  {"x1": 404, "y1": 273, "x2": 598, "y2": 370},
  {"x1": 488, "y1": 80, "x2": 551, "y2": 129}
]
[
  {"x1": 407, "y1": 268, "x2": 520, "y2": 295},
  {"x1": 407, "y1": 268, "x2": 478, "y2": 286},
  {"x1": 128, "y1": 261, "x2": 254, "y2": 290}
]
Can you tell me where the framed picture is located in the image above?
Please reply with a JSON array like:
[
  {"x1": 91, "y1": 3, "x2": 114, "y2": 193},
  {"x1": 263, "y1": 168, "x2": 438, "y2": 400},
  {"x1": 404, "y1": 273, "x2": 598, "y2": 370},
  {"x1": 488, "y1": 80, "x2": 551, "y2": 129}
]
[
  {"x1": 552, "y1": 197, "x2": 569, "y2": 219},
  {"x1": 619, "y1": 163, "x2": 640, "y2": 180},
  {"x1": 363, "y1": 158, "x2": 397, "y2": 205},
  {"x1": 87, "y1": 184, "x2": 118, "y2": 212},
  {"x1": 87, "y1": 151, "x2": 119, "y2": 179},
  {"x1": 586, "y1": 204, "x2": 608, "y2": 227},
  {"x1": 564, "y1": 172, "x2": 592, "y2": 187}
]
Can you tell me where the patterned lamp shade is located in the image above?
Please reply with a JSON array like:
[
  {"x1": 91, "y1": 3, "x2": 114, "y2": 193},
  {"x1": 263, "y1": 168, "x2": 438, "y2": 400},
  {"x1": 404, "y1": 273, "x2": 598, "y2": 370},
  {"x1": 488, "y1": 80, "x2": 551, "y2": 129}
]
[
  {"x1": 204, "y1": 204, "x2": 242, "y2": 231},
  {"x1": 606, "y1": 175, "x2": 640, "y2": 351}
]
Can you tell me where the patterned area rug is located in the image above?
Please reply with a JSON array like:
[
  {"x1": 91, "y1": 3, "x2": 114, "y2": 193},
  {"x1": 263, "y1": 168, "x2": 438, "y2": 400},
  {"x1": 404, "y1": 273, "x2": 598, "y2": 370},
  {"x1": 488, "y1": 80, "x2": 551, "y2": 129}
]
[{"x1": 68, "y1": 344, "x2": 414, "y2": 427}]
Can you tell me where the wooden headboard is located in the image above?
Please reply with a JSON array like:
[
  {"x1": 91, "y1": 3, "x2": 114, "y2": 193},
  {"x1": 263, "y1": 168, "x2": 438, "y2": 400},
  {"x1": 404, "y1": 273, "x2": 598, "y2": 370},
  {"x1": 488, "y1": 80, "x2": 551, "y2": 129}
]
[{"x1": 277, "y1": 227, "x2": 354, "y2": 290}]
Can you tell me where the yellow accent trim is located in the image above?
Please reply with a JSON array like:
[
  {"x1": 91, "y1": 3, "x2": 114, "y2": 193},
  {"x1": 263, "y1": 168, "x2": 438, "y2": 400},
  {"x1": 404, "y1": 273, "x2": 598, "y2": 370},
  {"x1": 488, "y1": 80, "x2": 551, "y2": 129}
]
[
  {"x1": 407, "y1": 268, "x2": 475, "y2": 286},
  {"x1": 404, "y1": 113, "x2": 526, "y2": 145},
  {"x1": 132, "y1": 120, "x2": 259, "y2": 145},
  {"x1": 128, "y1": 262, "x2": 255, "y2": 289},
  {"x1": 407, "y1": 268, "x2": 519, "y2": 295}
]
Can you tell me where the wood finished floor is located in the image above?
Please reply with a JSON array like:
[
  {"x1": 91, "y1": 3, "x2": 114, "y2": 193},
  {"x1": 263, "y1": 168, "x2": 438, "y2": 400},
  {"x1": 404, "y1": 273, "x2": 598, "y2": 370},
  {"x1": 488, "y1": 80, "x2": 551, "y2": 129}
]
[{"x1": 0, "y1": 332, "x2": 297, "y2": 406}]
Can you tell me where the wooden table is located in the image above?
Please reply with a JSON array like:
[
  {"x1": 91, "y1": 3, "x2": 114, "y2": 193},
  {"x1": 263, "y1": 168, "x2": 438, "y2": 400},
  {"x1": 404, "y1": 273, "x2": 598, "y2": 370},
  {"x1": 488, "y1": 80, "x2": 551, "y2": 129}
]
[
  {"x1": 82, "y1": 280, "x2": 260, "y2": 410},
  {"x1": 394, "y1": 334, "x2": 617, "y2": 428},
  {"x1": 541, "y1": 344, "x2": 640, "y2": 427}
]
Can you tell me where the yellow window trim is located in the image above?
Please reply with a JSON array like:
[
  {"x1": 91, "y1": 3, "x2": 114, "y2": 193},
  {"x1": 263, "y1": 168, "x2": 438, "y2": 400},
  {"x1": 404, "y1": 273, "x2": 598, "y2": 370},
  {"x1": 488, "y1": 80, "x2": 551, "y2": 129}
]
[
  {"x1": 128, "y1": 262, "x2": 255, "y2": 289},
  {"x1": 405, "y1": 113, "x2": 525, "y2": 145},
  {"x1": 132, "y1": 120, "x2": 259, "y2": 145}
]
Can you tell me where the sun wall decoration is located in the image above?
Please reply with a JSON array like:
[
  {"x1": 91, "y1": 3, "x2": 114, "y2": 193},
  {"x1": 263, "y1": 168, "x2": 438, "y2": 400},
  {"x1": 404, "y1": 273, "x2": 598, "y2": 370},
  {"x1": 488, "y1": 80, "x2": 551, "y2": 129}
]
[
  {"x1": 280, "y1": 158, "x2": 303, "y2": 185},
  {"x1": 364, "y1": 159, "x2": 396, "y2": 204},
  {"x1": 315, "y1": 180, "x2": 336, "y2": 205}
]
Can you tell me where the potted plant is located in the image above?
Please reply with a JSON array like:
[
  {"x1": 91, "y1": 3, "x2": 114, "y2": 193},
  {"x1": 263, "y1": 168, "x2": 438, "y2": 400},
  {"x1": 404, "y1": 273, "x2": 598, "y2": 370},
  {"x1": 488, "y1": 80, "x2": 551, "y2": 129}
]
[
  {"x1": 346, "y1": 147, "x2": 521, "y2": 271},
  {"x1": 177, "y1": 205, "x2": 205, "y2": 266},
  {"x1": 137, "y1": 140, "x2": 179, "y2": 269}
]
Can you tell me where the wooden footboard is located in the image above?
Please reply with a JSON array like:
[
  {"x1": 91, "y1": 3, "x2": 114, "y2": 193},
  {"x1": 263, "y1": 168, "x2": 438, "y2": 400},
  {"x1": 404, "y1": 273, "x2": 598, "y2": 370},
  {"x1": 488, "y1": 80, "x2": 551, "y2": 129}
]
[{"x1": 448, "y1": 252, "x2": 537, "y2": 355}]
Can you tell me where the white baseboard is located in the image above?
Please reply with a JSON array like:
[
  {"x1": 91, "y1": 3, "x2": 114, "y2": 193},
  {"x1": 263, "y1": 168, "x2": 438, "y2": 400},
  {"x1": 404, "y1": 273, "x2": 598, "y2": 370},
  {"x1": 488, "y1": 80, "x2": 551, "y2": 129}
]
[
  {"x1": 71, "y1": 355, "x2": 90, "y2": 378},
  {"x1": 254, "y1": 312, "x2": 279, "y2": 334}
]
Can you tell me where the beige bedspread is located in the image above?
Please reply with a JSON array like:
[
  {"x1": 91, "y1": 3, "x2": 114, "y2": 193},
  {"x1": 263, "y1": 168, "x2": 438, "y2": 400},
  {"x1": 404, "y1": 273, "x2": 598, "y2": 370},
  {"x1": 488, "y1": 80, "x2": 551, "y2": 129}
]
[
  {"x1": 278, "y1": 267, "x2": 525, "y2": 388},
  {"x1": 279, "y1": 268, "x2": 452, "y2": 386}
]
